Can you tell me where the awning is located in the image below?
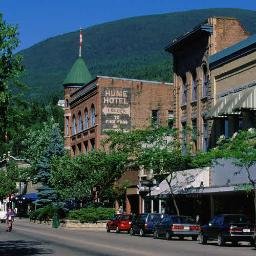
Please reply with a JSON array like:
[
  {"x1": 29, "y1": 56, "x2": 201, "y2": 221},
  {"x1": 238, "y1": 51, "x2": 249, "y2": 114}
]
[
  {"x1": 23, "y1": 193, "x2": 38, "y2": 201},
  {"x1": 233, "y1": 86, "x2": 256, "y2": 111},
  {"x1": 206, "y1": 97, "x2": 226, "y2": 119},
  {"x1": 218, "y1": 93, "x2": 241, "y2": 116},
  {"x1": 207, "y1": 85, "x2": 256, "y2": 119}
]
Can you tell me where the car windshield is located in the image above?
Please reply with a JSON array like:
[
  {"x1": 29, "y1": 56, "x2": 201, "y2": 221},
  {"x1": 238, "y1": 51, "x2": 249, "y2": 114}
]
[
  {"x1": 224, "y1": 215, "x2": 249, "y2": 224},
  {"x1": 171, "y1": 216, "x2": 195, "y2": 224},
  {"x1": 120, "y1": 215, "x2": 130, "y2": 220}
]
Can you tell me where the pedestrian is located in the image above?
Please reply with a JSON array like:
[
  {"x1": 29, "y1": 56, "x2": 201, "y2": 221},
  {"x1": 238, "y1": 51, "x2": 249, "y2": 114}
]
[{"x1": 6, "y1": 208, "x2": 15, "y2": 232}]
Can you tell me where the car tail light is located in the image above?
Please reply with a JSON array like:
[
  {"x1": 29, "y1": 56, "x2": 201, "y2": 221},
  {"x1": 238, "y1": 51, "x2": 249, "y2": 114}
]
[
  {"x1": 129, "y1": 221, "x2": 131, "y2": 225},
  {"x1": 190, "y1": 225, "x2": 200, "y2": 231},
  {"x1": 171, "y1": 224, "x2": 184, "y2": 231}
]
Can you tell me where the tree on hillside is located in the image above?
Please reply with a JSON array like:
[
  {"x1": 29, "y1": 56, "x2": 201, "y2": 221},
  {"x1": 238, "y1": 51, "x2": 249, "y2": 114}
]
[{"x1": 0, "y1": 15, "x2": 23, "y2": 154}]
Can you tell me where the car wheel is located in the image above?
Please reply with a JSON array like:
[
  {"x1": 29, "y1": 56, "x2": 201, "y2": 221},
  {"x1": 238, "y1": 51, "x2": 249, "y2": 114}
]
[
  {"x1": 165, "y1": 232, "x2": 171, "y2": 240},
  {"x1": 129, "y1": 228, "x2": 134, "y2": 236},
  {"x1": 106, "y1": 227, "x2": 110, "y2": 233},
  {"x1": 192, "y1": 235, "x2": 198, "y2": 241},
  {"x1": 249, "y1": 239, "x2": 255, "y2": 247},
  {"x1": 153, "y1": 230, "x2": 159, "y2": 239},
  {"x1": 232, "y1": 241, "x2": 238, "y2": 247},
  {"x1": 139, "y1": 228, "x2": 144, "y2": 237},
  {"x1": 217, "y1": 234, "x2": 225, "y2": 246},
  {"x1": 199, "y1": 233, "x2": 207, "y2": 244},
  {"x1": 116, "y1": 226, "x2": 120, "y2": 233}
]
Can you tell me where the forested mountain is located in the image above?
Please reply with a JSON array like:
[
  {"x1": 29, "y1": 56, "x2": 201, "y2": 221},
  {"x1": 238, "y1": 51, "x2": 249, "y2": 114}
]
[{"x1": 20, "y1": 8, "x2": 256, "y2": 101}]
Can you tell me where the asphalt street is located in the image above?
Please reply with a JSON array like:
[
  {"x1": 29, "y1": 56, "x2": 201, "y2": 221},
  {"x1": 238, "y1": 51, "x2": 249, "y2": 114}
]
[{"x1": 0, "y1": 219, "x2": 255, "y2": 256}]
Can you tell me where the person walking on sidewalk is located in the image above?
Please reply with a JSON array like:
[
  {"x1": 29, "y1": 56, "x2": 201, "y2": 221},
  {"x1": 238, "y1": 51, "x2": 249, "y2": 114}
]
[{"x1": 6, "y1": 208, "x2": 15, "y2": 232}]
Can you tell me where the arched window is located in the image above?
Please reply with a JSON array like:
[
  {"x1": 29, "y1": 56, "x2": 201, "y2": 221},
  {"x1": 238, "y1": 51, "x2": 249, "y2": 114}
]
[
  {"x1": 84, "y1": 108, "x2": 89, "y2": 130},
  {"x1": 65, "y1": 117, "x2": 69, "y2": 136},
  {"x1": 181, "y1": 76, "x2": 187, "y2": 105},
  {"x1": 78, "y1": 112, "x2": 83, "y2": 132},
  {"x1": 202, "y1": 65, "x2": 208, "y2": 98},
  {"x1": 72, "y1": 115, "x2": 77, "y2": 135},
  {"x1": 91, "y1": 105, "x2": 96, "y2": 127},
  {"x1": 65, "y1": 99, "x2": 69, "y2": 108}
]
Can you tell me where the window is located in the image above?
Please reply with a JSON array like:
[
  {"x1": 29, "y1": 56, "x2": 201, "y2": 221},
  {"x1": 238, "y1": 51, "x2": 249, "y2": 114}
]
[
  {"x1": 78, "y1": 112, "x2": 83, "y2": 133},
  {"x1": 168, "y1": 110, "x2": 174, "y2": 128},
  {"x1": 202, "y1": 118, "x2": 208, "y2": 151},
  {"x1": 152, "y1": 110, "x2": 160, "y2": 127},
  {"x1": 77, "y1": 143, "x2": 82, "y2": 154},
  {"x1": 84, "y1": 109, "x2": 89, "y2": 130},
  {"x1": 91, "y1": 105, "x2": 96, "y2": 127},
  {"x1": 181, "y1": 76, "x2": 187, "y2": 105},
  {"x1": 192, "y1": 71, "x2": 197, "y2": 101},
  {"x1": 202, "y1": 65, "x2": 208, "y2": 98},
  {"x1": 224, "y1": 119, "x2": 229, "y2": 138},
  {"x1": 65, "y1": 99, "x2": 69, "y2": 108},
  {"x1": 90, "y1": 138, "x2": 95, "y2": 150},
  {"x1": 181, "y1": 121, "x2": 187, "y2": 154},
  {"x1": 72, "y1": 146, "x2": 76, "y2": 156},
  {"x1": 65, "y1": 117, "x2": 69, "y2": 136},
  {"x1": 72, "y1": 115, "x2": 77, "y2": 135},
  {"x1": 84, "y1": 141, "x2": 88, "y2": 153},
  {"x1": 192, "y1": 119, "x2": 197, "y2": 152}
]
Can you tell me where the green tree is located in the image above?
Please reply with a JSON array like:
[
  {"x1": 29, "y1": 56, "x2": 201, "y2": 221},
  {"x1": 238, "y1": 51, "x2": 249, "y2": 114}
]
[
  {"x1": 0, "y1": 160, "x2": 18, "y2": 200},
  {"x1": 105, "y1": 127, "x2": 193, "y2": 215},
  {"x1": 0, "y1": 15, "x2": 23, "y2": 154},
  {"x1": 34, "y1": 124, "x2": 64, "y2": 207},
  {"x1": 50, "y1": 150, "x2": 127, "y2": 202}
]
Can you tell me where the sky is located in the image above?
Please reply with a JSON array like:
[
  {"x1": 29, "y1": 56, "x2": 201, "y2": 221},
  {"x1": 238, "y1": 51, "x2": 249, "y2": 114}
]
[{"x1": 1, "y1": 0, "x2": 256, "y2": 51}]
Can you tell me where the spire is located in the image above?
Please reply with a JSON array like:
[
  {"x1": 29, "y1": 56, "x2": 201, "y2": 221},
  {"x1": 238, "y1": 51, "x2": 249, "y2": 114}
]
[{"x1": 79, "y1": 27, "x2": 82, "y2": 57}]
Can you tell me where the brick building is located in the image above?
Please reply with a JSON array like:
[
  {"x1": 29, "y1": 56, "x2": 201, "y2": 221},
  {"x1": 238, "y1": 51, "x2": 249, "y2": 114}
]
[
  {"x1": 63, "y1": 32, "x2": 173, "y2": 213},
  {"x1": 165, "y1": 17, "x2": 249, "y2": 152}
]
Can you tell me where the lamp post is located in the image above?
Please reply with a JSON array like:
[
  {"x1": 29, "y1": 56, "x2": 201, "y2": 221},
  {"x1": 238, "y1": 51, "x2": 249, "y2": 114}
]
[{"x1": 139, "y1": 168, "x2": 160, "y2": 213}]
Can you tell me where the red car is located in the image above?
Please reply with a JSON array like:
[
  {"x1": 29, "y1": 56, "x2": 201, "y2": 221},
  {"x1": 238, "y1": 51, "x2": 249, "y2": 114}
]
[{"x1": 106, "y1": 214, "x2": 132, "y2": 233}]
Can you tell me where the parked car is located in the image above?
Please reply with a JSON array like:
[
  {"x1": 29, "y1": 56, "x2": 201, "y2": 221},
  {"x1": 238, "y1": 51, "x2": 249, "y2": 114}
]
[
  {"x1": 130, "y1": 213, "x2": 166, "y2": 236},
  {"x1": 153, "y1": 215, "x2": 200, "y2": 240},
  {"x1": 106, "y1": 214, "x2": 132, "y2": 233},
  {"x1": 199, "y1": 214, "x2": 255, "y2": 246}
]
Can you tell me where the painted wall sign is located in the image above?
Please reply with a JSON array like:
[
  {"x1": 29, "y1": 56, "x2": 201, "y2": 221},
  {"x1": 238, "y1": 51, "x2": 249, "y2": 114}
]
[{"x1": 101, "y1": 87, "x2": 131, "y2": 133}]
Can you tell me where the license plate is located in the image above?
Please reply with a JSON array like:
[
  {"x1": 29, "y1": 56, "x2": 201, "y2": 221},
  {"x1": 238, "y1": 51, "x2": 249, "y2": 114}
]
[
  {"x1": 184, "y1": 226, "x2": 189, "y2": 230},
  {"x1": 243, "y1": 229, "x2": 250, "y2": 232}
]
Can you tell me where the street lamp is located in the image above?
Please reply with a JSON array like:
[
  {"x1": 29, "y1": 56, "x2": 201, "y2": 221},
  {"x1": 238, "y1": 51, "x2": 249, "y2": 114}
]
[{"x1": 139, "y1": 168, "x2": 160, "y2": 213}]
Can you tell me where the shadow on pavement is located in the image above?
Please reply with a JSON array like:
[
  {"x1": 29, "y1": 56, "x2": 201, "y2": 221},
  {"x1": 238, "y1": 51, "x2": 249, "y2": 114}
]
[{"x1": 0, "y1": 240, "x2": 53, "y2": 256}]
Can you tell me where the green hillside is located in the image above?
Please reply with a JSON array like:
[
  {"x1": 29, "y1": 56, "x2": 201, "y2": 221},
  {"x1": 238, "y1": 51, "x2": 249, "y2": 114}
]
[{"x1": 20, "y1": 8, "x2": 256, "y2": 101}]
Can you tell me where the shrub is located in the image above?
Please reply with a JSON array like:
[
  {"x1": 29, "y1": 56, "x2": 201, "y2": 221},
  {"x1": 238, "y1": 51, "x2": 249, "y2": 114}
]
[{"x1": 68, "y1": 207, "x2": 115, "y2": 223}]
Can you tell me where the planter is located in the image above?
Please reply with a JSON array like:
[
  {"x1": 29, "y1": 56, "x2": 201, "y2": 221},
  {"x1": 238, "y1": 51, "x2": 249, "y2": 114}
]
[{"x1": 62, "y1": 219, "x2": 107, "y2": 230}]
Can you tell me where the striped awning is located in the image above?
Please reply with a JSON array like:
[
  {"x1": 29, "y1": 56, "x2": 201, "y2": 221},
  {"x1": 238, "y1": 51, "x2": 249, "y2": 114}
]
[
  {"x1": 233, "y1": 87, "x2": 256, "y2": 111},
  {"x1": 207, "y1": 85, "x2": 256, "y2": 119}
]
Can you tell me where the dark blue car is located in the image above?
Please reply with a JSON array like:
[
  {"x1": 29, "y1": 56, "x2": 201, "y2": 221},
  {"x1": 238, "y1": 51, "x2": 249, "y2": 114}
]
[
  {"x1": 153, "y1": 215, "x2": 200, "y2": 240},
  {"x1": 199, "y1": 214, "x2": 255, "y2": 246},
  {"x1": 130, "y1": 213, "x2": 166, "y2": 236}
]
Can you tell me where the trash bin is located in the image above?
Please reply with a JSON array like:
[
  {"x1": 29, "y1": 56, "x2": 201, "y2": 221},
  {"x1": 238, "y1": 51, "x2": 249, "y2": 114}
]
[{"x1": 52, "y1": 213, "x2": 60, "y2": 228}]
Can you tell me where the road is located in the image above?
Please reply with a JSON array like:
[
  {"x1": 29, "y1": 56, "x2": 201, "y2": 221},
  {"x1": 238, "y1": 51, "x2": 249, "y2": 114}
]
[{"x1": 0, "y1": 219, "x2": 255, "y2": 256}]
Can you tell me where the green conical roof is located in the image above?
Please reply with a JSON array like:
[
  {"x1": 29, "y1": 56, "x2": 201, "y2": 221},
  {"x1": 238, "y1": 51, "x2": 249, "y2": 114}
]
[{"x1": 63, "y1": 57, "x2": 92, "y2": 86}]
